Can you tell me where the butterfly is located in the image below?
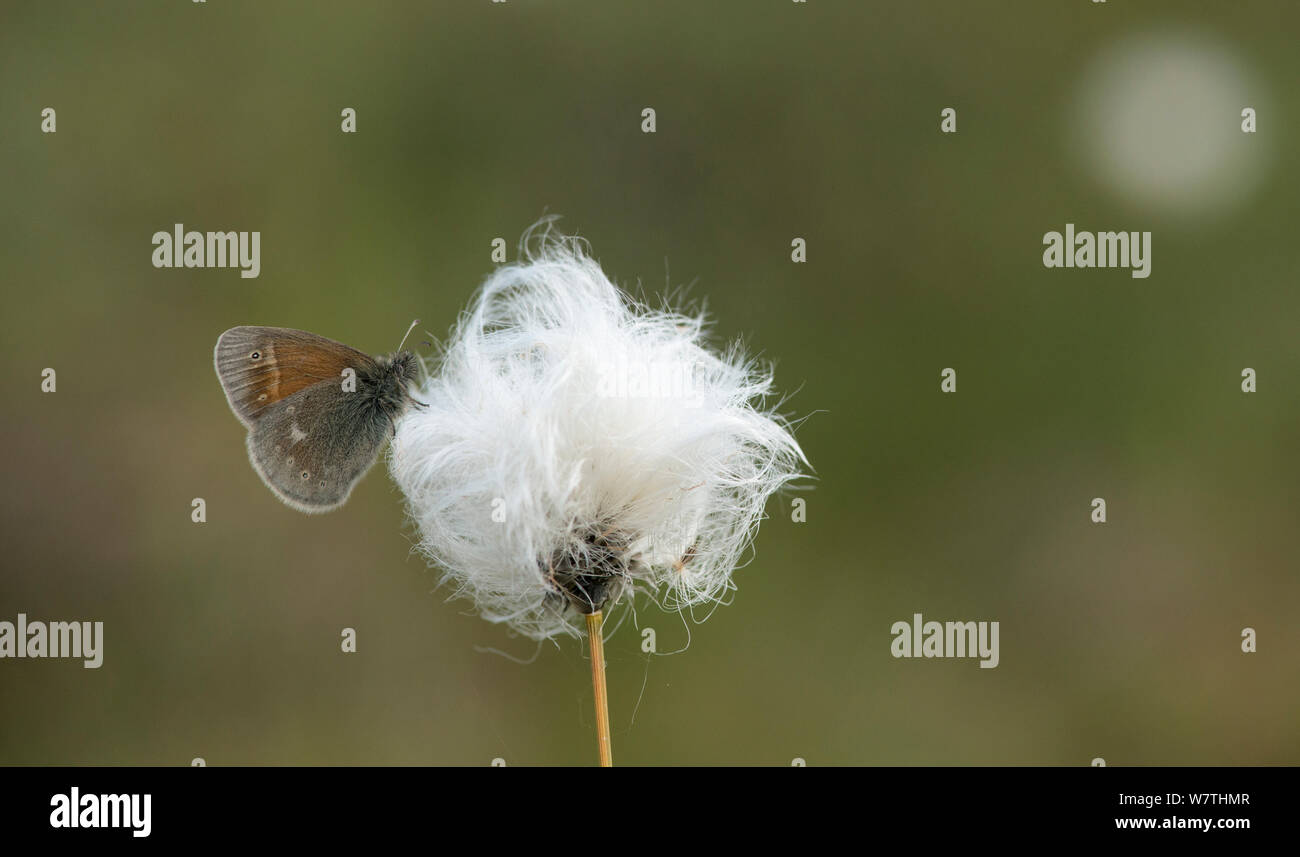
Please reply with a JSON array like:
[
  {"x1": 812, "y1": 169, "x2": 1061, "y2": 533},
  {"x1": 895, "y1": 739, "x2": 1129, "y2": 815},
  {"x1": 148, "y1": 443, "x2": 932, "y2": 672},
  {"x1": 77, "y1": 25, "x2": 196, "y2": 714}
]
[{"x1": 213, "y1": 323, "x2": 421, "y2": 513}]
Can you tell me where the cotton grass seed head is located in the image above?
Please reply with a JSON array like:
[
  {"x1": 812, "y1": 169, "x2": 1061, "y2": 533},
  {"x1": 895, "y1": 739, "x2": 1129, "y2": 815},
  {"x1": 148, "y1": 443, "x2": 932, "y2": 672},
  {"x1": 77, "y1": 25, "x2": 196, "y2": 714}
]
[{"x1": 390, "y1": 225, "x2": 808, "y2": 640}]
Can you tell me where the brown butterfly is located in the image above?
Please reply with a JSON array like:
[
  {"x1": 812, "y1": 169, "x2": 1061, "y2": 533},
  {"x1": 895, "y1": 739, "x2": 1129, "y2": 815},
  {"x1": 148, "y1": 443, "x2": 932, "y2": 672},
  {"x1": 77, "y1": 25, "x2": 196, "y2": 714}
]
[{"x1": 213, "y1": 323, "x2": 421, "y2": 513}]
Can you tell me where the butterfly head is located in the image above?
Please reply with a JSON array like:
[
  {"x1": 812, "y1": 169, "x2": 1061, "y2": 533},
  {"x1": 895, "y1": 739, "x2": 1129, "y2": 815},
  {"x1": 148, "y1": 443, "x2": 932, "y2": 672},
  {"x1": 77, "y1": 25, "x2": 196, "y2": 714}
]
[{"x1": 372, "y1": 351, "x2": 421, "y2": 417}]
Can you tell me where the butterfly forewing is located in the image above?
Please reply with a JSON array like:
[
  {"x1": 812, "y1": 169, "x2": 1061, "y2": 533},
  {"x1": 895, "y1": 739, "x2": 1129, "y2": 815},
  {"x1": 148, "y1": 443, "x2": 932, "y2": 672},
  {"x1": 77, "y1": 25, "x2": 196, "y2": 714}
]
[{"x1": 214, "y1": 326, "x2": 375, "y2": 426}]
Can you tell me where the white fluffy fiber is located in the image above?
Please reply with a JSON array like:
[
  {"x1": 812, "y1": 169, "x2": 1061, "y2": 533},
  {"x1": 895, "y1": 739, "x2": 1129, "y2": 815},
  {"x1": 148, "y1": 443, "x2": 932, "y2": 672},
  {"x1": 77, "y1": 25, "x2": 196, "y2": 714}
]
[{"x1": 389, "y1": 225, "x2": 808, "y2": 640}]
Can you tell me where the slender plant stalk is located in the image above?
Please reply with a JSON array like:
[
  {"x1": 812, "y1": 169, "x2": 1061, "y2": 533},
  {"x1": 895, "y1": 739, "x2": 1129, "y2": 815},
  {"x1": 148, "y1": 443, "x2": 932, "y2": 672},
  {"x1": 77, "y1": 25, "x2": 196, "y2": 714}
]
[{"x1": 586, "y1": 610, "x2": 613, "y2": 767}]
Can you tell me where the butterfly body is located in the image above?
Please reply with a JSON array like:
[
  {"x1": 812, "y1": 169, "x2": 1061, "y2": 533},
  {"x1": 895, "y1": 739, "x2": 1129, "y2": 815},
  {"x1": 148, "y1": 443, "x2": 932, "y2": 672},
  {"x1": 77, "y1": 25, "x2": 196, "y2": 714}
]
[{"x1": 214, "y1": 326, "x2": 419, "y2": 513}]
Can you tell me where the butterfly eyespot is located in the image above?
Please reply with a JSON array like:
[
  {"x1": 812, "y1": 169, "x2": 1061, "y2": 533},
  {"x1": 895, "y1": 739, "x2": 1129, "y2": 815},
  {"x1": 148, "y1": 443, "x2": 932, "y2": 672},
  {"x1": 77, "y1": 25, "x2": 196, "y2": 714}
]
[
  {"x1": 286, "y1": 456, "x2": 294, "y2": 465},
  {"x1": 257, "y1": 394, "x2": 268, "y2": 402},
  {"x1": 250, "y1": 351, "x2": 261, "y2": 360},
  {"x1": 317, "y1": 480, "x2": 326, "y2": 489},
  {"x1": 301, "y1": 471, "x2": 309, "y2": 480}
]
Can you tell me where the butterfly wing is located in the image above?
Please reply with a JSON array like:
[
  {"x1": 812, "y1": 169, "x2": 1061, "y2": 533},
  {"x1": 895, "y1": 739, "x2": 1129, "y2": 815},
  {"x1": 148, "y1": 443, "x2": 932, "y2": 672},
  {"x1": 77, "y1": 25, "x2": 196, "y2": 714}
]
[
  {"x1": 214, "y1": 326, "x2": 375, "y2": 426},
  {"x1": 244, "y1": 381, "x2": 394, "y2": 513},
  {"x1": 215, "y1": 326, "x2": 392, "y2": 513}
]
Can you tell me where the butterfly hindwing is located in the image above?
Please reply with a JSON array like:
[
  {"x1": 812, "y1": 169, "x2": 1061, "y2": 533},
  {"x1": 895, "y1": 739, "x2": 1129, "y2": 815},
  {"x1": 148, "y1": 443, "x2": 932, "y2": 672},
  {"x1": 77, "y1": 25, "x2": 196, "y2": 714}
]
[
  {"x1": 214, "y1": 326, "x2": 376, "y2": 427},
  {"x1": 244, "y1": 381, "x2": 393, "y2": 513}
]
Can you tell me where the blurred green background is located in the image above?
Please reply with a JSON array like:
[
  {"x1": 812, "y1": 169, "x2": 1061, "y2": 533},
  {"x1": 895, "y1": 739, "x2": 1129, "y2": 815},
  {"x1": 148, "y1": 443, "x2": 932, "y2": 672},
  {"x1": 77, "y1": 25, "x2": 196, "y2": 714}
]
[{"x1": 1, "y1": 1, "x2": 1296, "y2": 765}]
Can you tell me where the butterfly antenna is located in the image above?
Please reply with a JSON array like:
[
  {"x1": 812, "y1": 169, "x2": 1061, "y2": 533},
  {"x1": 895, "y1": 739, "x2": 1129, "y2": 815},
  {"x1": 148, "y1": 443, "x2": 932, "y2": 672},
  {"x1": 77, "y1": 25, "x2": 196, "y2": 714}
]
[{"x1": 397, "y1": 318, "x2": 421, "y2": 351}]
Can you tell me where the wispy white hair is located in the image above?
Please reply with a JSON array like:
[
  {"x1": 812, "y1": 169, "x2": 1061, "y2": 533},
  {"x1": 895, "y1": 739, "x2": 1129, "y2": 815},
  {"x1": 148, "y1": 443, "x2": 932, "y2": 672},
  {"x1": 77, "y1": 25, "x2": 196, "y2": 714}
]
[{"x1": 389, "y1": 224, "x2": 808, "y2": 640}]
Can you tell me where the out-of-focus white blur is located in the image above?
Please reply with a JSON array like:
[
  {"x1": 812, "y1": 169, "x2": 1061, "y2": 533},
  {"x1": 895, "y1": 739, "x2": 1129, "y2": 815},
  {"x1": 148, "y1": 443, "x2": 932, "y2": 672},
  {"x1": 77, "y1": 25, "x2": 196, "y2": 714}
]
[{"x1": 1070, "y1": 30, "x2": 1270, "y2": 222}]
